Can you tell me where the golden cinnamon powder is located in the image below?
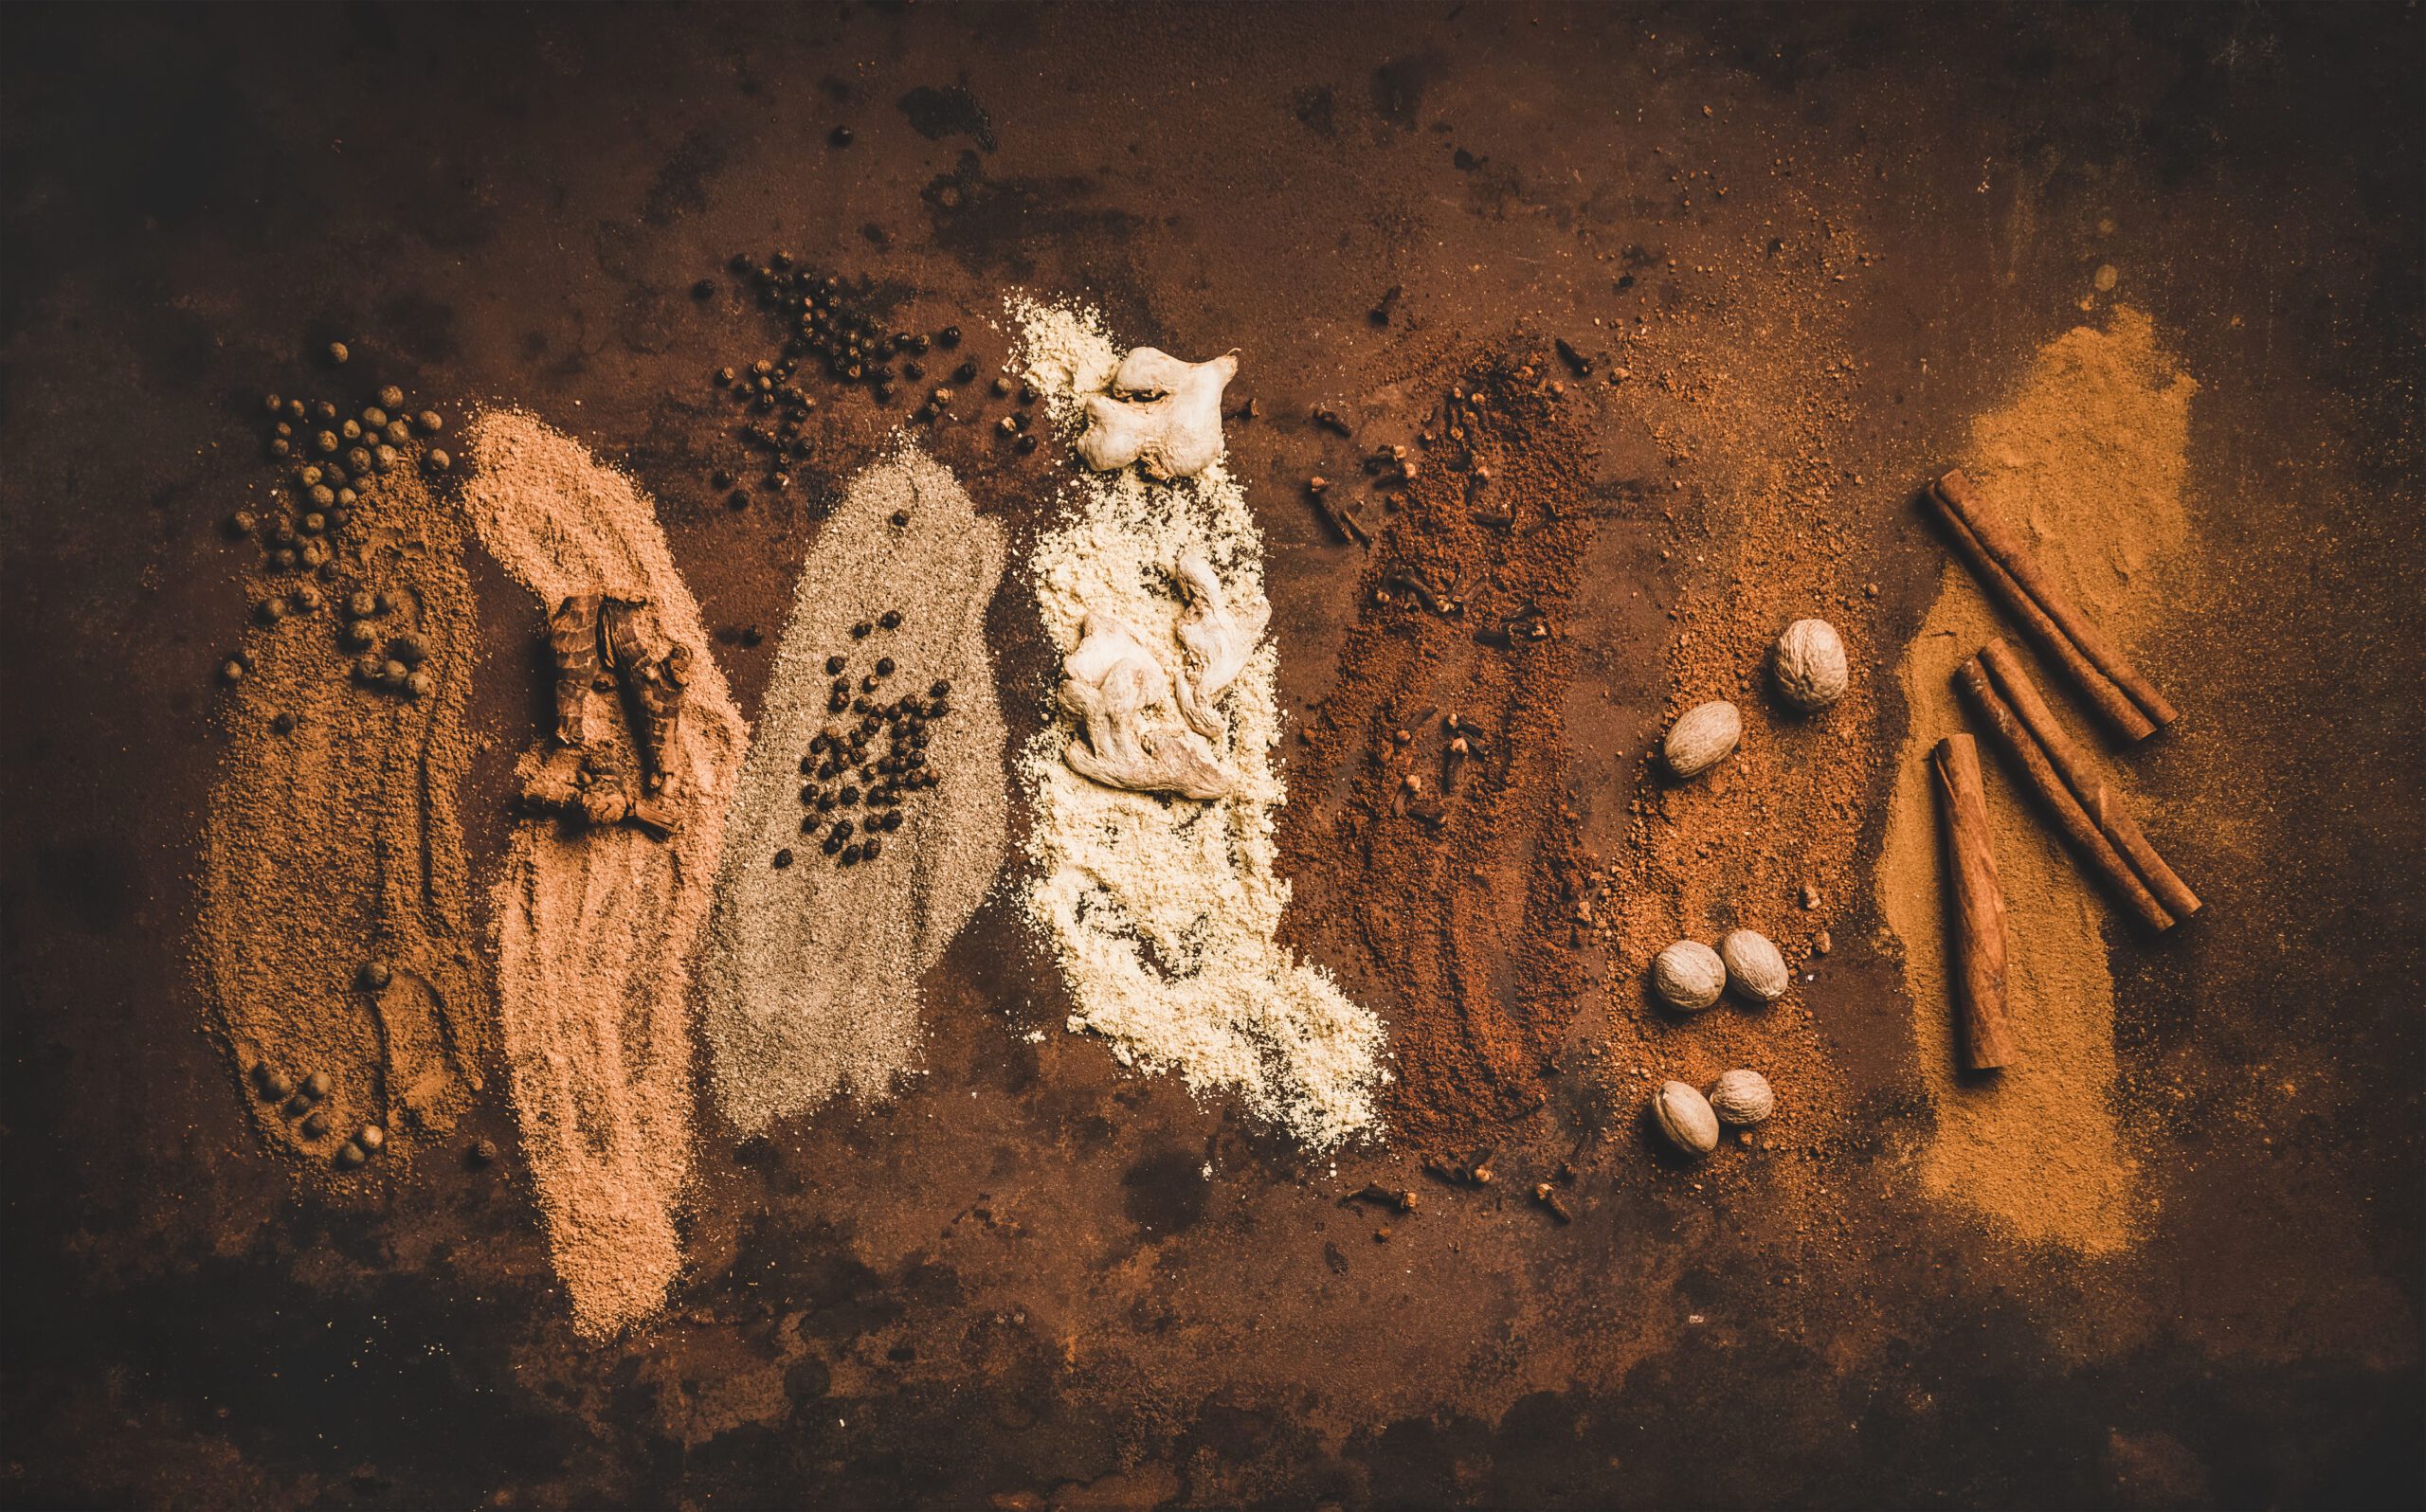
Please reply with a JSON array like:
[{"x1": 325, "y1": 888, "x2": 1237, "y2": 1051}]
[{"x1": 1877, "y1": 306, "x2": 2198, "y2": 1253}]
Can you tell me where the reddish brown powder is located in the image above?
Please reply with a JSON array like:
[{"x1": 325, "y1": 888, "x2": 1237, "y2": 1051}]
[{"x1": 1278, "y1": 350, "x2": 1601, "y2": 1152}]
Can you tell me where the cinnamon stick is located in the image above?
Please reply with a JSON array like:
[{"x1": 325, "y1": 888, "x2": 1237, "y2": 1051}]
[
  {"x1": 1928, "y1": 469, "x2": 2175, "y2": 741},
  {"x1": 1930, "y1": 735, "x2": 2018, "y2": 1071},
  {"x1": 1979, "y1": 639, "x2": 2200, "y2": 922},
  {"x1": 1954, "y1": 656, "x2": 2175, "y2": 932}
]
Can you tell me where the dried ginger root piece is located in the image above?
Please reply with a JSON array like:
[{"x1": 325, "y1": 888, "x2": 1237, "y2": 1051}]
[
  {"x1": 1075, "y1": 348, "x2": 1239, "y2": 479},
  {"x1": 1058, "y1": 614, "x2": 1234, "y2": 801},
  {"x1": 1169, "y1": 552, "x2": 1268, "y2": 739}
]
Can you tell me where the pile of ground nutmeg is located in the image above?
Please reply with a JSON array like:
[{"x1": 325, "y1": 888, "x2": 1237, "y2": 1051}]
[{"x1": 1276, "y1": 348, "x2": 1602, "y2": 1152}]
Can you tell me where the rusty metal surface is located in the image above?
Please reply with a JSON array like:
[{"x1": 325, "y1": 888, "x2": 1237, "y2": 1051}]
[{"x1": 3, "y1": 4, "x2": 2419, "y2": 1507}]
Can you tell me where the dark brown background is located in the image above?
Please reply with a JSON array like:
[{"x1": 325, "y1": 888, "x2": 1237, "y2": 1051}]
[{"x1": 4, "y1": 4, "x2": 2420, "y2": 1508}]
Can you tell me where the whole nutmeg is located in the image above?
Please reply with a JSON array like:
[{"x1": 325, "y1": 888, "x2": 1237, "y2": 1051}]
[
  {"x1": 1720, "y1": 928, "x2": 1789, "y2": 1003},
  {"x1": 1662, "y1": 699, "x2": 1742, "y2": 779},
  {"x1": 1652, "y1": 1081, "x2": 1720, "y2": 1156},
  {"x1": 1652, "y1": 940, "x2": 1727, "y2": 1013},
  {"x1": 1771, "y1": 618, "x2": 1848, "y2": 711},
  {"x1": 1707, "y1": 1069, "x2": 1776, "y2": 1126}
]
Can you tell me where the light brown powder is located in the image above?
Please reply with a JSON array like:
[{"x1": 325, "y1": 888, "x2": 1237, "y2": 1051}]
[
  {"x1": 460, "y1": 408, "x2": 751, "y2": 1335},
  {"x1": 194, "y1": 463, "x2": 490, "y2": 1175},
  {"x1": 1876, "y1": 306, "x2": 2197, "y2": 1253}
]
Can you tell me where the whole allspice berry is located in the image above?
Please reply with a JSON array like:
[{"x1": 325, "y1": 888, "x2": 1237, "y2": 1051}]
[
  {"x1": 1651, "y1": 940, "x2": 1727, "y2": 1013},
  {"x1": 1652, "y1": 1081, "x2": 1721, "y2": 1156},
  {"x1": 1661, "y1": 699, "x2": 1742, "y2": 779},
  {"x1": 1771, "y1": 618, "x2": 1848, "y2": 711},
  {"x1": 1719, "y1": 929, "x2": 1789, "y2": 1003},
  {"x1": 1707, "y1": 1069, "x2": 1776, "y2": 1126}
]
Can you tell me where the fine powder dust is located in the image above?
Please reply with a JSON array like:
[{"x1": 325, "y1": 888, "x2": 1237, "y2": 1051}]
[
  {"x1": 700, "y1": 445, "x2": 1010, "y2": 1133},
  {"x1": 459, "y1": 409, "x2": 750, "y2": 1335},
  {"x1": 1276, "y1": 352, "x2": 1602, "y2": 1152},
  {"x1": 1011, "y1": 297, "x2": 1385, "y2": 1150},
  {"x1": 196, "y1": 465, "x2": 491, "y2": 1168},
  {"x1": 1876, "y1": 307, "x2": 2197, "y2": 1253}
]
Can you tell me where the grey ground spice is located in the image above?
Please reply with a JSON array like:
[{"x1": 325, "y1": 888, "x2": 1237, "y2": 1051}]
[{"x1": 700, "y1": 444, "x2": 1011, "y2": 1134}]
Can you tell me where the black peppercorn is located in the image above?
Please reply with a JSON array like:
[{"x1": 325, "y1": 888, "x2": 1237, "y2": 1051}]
[
  {"x1": 890, "y1": 510, "x2": 910, "y2": 527},
  {"x1": 772, "y1": 849, "x2": 794, "y2": 869},
  {"x1": 939, "y1": 326, "x2": 962, "y2": 349},
  {"x1": 830, "y1": 125, "x2": 855, "y2": 147},
  {"x1": 876, "y1": 657, "x2": 896, "y2": 676},
  {"x1": 801, "y1": 756, "x2": 817, "y2": 776},
  {"x1": 826, "y1": 655, "x2": 846, "y2": 675},
  {"x1": 878, "y1": 609, "x2": 902, "y2": 630},
  {"x1": 851, "y1": 621, "x2": 872, "y2": 639},
  {"x1": 931, "y1": 679, "x2": 952, "y2": 698}
]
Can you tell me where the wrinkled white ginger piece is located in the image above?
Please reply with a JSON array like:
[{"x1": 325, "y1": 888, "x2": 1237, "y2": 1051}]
[
  {"x1": 1059, "y1": 613, "x2": 1234, "y2": 801},
  {"x1": 1169, "y1": 552, "x2": 1269, "y2": 740},
  {"x1": 1075, "y1": 348, "x2": 1240, "y2": 479}
]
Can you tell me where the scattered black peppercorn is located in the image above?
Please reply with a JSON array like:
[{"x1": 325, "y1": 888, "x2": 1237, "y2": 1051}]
[
  {"x1": 772, "y1": 849, "x2": 794, "y2": 869},
  {"x1": 876, "y1": 657, "x2": 895, "y2": 675},
  {"x1": 878, "y1": 609, "x2": 902, "y2": 629},
  {"x1": 851, "y1": 621, "x2": 872, "y2": 639},
  {"x1": 890, "y1": 510, "x2": 910, "y2": 527},
  {"x1": 825, "y1": 655, "x2": 846, "y2": 675}
]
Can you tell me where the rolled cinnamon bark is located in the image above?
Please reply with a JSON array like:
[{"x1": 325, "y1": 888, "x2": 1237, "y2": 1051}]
[
  {"x1": 1930, "y1": 735, "x2": 2019, "y2": 1071},
  {"x1": 1979, "y1": 639, "x2": 2201, "y2": 922},
  {"x1": 1954, "y1": 657, "x2": 2176, "y2": 933},
  {"x1": 1928, "y1": 470, "x2": 2175, "y2": 741}
]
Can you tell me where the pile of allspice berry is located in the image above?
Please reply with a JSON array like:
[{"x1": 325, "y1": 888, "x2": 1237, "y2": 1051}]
[
  {"x1": 775, "y1": 608, "x2": 952, "y2": 873},
  {"x1": 218, "y1": 344, "x2": 451, "y2": 703}
]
